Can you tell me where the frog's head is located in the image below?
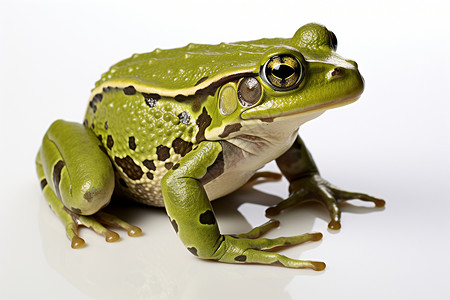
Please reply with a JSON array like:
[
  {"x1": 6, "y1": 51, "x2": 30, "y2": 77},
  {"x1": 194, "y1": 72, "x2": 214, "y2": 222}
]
[{"x1": 207, "y1": 23, "x2": 364, "y2": 140}]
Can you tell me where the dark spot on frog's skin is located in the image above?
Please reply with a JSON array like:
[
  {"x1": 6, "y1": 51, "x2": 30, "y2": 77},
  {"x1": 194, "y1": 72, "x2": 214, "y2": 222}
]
[
  {"x1": 146, "y1": 172, "x2": 154, "y2": 180},
  {"x1": 174, "y1": 94, "x2": 207, "y2": 112},
  {"x1": 104, "y1": 121, "x2": 108, "y2": 130},
  {"x1": 200, "y1": 151, "x2": 224, "y2": 185},
  {"x1": 195, "y1": 107, "x2": 212, "y2": 143},
  {"x1": 89, "y1": 93, "x2": 103, "y2": 113},
  {"x1": 143, "y1": 93, "x2": 161, "y2": 108},
  {"x1": 83, "y1": 119, "x2": 88, "y2": 126},
  {"x1": 171, "y1": 219, "x2": 178, "y2": 233},
  {"x1": 199, "y1": 210, "x2": 216, "y2": 225},
  {"x1": 187, "y1": 247, "x2": 198, "y2": 256},
  {"x1": 97, "y1": 135, "x2": 102, "y2": 142},
  {"x1": 98, "y1": 145, "x2": 108, "y2": 155},
  {"x1": 198, "y1": 72, "x2": 255, "y2": 96},
  {"x1": 123, "y1": 85, "x2": 136, "y2": 95},
  {"x1": 234, "y1": 255, "x2": 247, "y2": 262},
  {"x1": 218, "y1": 123, "x2": 242, "y2": 138},
  {"x1": 119, "y1": 178, "x2": 128, "y2": 188},
  {"x1": 194, "y1": 76, "x2": 209, "y2": 86},
  {"x1": 178, "y1": 111, "x2": 191, "y2": 125},
  {"x1": 40, "y1": 179, "x2": 48, "y2": 190},
  {"x1": 70, "y1": 207, "x2": 82, "y2": 214},
  {"x1": 156, "y1": 145, "x2": 170, "y2": 161},
  {"x1": 107, "y1": 135, "x2": 114, "y2": 149},
  {"x1": 172, "y1": 138, "x2": 193, "y2": 157},
  {"x1": 128, "y1": 136, "x2": 136, "y2": 150},
  {"x1": 260, "y1": 117, "x2": 274, "y2": 123},
  {"x1": 165, "y1": 162, "x2": 174, "y2": 170},
  {"x1": 90, "y1": 123, "x2": 95, "y2": 129},
  {"x1": 103, "y1": 86, "x2": 117, "y2": 93},
  {"x1": 114, "y1": 155, "x2": 144, "y2": 180},
  {"x1": 143, "y1": 159, "x2": 156, "y2": 171},
  {"x1": 172, "y1": 163, "x2": 180, "y2": 170},
  {"x1": 52, "y1": 160, "x2": 65, "y2": 201},
  {"x1": 83, "y1": 191, "x2": 95, "y2": 202}
]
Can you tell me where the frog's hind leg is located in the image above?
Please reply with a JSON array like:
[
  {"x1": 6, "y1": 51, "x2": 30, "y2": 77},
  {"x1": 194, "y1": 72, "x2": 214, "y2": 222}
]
[{"x1": 36, "y1": 120, "x2": 141, "y2": 248}]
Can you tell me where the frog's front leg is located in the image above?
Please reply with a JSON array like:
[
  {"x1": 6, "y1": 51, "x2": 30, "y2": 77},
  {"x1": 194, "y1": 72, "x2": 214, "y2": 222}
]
[
  {"x1": 267, "y1": 135, "x2": 385, "y2": 229},
  {"x1": 162, "y1": 141, "x2": 325, "y2": 270},
  {"x1": 36, "y1": 120, "x2": 141, "y2": 248}
]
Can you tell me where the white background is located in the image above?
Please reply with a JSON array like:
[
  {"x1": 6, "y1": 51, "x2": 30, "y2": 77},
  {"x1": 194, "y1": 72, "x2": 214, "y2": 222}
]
[{"x1": 1, "y1": 0, "x2": 449, "y2": 299}]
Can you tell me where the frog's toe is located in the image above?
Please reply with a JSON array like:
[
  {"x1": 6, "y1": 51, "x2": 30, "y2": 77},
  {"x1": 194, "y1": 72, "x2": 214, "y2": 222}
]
[
  {"x1": 244, "y1": 171, "x2": 282, "y2": 187},
  {"x1": 95, "y1": 211, "x2": 142, "y2": 237},
  {"x1": 236, "y1": 219, "x2": 280, "y2": 239},
  {"x1": 334, "y1": 189, "x2": 386, "y2": 208},
  {"x1": 78, "y1": 215, "x2": 121, "y2": 243},
  {"x1": 245, "y1": 249, "x2": 326, "y2": 270},
  {"x1": 328, "y1": 219, "x2": 341, "y2": 230},
  {"x1": 69, "y1": 236, "x2": 85, "y2": 249},
  {"x1": 127, "y1": 226, "x2": 143, "y2": 237}
]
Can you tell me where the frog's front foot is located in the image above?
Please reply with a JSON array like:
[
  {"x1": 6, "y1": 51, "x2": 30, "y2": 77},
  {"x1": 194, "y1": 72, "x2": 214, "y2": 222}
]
[
  {"x1": 266, "y1": 174, "x2": 385, "y2": 230},
  {"x1": 64, "y1": 210, "x2": 142, "y2": 248}
]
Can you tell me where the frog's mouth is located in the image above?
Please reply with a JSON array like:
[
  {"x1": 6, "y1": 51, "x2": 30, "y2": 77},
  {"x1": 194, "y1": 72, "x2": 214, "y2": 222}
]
[{"x1": 241, "y1": 91, "x2": 363, "y2": 123}]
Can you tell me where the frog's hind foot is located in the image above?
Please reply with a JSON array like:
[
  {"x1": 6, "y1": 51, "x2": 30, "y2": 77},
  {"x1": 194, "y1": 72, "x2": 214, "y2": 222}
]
[
  {"x1": 265, "y1": 174, "x2": 385, "y2": 230},
  {"x1": 223, "y1": 219, "x2": 325, "y2": 270}
]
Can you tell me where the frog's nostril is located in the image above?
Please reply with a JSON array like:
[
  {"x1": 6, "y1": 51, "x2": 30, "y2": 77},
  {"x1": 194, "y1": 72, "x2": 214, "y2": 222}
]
[{"x1": 331, "y1": 67, "x2": 344, "y2": 77}]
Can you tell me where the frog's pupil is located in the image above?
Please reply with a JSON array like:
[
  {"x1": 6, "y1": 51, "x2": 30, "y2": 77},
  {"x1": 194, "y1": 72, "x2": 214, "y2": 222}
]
[{"x1": 272, "y1": 64, "x2": 295, "y2": 80}]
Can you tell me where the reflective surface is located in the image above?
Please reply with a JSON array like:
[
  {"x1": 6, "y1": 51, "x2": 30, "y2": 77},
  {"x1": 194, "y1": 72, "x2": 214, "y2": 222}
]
[{"x1": 1, "y1": 0, "x2": 450, "y2": 299}]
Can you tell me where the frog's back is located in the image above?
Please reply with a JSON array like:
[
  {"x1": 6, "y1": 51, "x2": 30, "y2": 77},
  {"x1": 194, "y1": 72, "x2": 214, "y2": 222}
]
[{"x1": 92, "y1": 37, "x2": 290, "y2": 97}]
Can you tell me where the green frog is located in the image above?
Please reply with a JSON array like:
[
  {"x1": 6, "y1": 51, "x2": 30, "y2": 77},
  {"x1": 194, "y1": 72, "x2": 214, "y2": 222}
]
[{"x1": 36, "y1": 23, "x2": 384, "y2": 270}]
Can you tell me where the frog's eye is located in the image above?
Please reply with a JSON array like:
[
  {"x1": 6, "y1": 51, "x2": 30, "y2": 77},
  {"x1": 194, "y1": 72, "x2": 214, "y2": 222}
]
[
  {"x1": 237, "y1": 77, "x2": 262, "y2": 107},
  {"x1": 328, "y1": 30, "x2": 338, "y2": 51},
  {"x1": 262, "y1": 54, "x2": 304, "y2": 91}
]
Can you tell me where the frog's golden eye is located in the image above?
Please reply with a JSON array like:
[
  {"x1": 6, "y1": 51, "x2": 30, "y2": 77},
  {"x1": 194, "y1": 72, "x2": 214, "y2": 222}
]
[
  {"x1": 328, "y1": 30, "x2": 338, "y2": 51},
  {"x1": 262, "y1": 54, "x2": 304, "y2": 91},
  {"x1": 237, "y1": 77, "x2": 262, "y2": 107}
]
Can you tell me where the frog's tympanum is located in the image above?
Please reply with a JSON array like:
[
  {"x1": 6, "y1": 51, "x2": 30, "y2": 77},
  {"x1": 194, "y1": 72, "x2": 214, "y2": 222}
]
[{"x1": 36, "y1": 23, "x2": 384, "y2": 270}]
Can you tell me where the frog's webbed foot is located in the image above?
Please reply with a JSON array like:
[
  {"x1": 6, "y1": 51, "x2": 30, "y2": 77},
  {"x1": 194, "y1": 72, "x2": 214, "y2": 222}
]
[
  {"x1": 64, "y1": 209, "x2": 142, "y2": 248},
  {"x1": 218, "y1": 231, "x2": 325, "y2": 270},
  {"x1": 266, "y1": 174, "x2": 385, "y2": 230},
  {"x1": 217, "y1": 219, "x2": 325, "y2": 270}
]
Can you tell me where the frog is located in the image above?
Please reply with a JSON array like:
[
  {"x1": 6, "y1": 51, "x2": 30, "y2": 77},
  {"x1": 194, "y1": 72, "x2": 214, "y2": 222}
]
[{"x1": 36, "y1": 23, "x2": 385, "y2": 271}]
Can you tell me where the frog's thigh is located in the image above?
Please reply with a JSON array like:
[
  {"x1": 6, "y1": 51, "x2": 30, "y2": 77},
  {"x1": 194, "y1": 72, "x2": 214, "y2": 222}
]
[{"x1": 38, "y1": 120, "x2": 114, "y2": 215}]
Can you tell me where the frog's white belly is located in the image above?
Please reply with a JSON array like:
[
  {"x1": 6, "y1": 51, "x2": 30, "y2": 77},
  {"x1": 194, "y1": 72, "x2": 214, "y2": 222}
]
[
  {"x1": 204, "y1": 111, "x2": 324, "y2": 200},
  {"x1": 204, "y1": 129, "x2": 299, "y2": 200}
]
